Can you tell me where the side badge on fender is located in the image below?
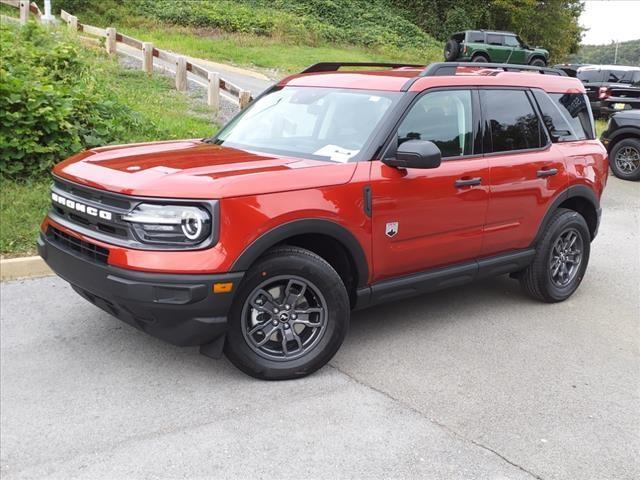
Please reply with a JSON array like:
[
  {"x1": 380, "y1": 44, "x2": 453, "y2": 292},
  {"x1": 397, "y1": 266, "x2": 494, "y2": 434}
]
[{"x1": 385, "y1": 222, "x2": 398, "y2": 238}]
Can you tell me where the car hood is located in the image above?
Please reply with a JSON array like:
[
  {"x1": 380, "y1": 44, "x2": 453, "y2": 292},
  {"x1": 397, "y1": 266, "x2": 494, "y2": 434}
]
[{"x1": 53, "y1": 139, "x2": 358, "y2": 199}]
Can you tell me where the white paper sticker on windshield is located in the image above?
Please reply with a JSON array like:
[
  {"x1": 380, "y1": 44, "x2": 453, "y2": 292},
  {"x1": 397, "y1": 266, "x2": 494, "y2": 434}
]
[
  {"x1": 313, "y1": 145, "x2": 359, "y2": 163},
  {"x1": 369, "y1": 95, "x2": 381, "y2": 102}
]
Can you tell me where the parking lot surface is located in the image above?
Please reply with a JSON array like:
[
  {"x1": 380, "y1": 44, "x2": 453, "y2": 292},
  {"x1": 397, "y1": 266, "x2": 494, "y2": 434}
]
[{"x1": 1, "y1": 177, "x2": 638, "y2": 480}]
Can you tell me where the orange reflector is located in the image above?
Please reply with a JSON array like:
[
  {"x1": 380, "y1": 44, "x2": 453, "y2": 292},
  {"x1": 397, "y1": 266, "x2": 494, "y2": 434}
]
[{"x1": 213, "y1": 282, "x2": 233, "y2": 293}]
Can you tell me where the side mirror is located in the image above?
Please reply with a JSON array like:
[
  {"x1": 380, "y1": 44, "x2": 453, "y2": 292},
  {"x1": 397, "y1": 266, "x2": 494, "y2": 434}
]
[{"x1": 383, "y1": 140, "x2": 442, "y2": 169}]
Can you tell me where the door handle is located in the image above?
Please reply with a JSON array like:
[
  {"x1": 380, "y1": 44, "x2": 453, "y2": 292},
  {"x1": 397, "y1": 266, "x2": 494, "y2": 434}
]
[
  {"x1": 455, "y1": 177, "x2": 482, "y2": 188},
  {"x1": 537, "y1": 168, "x2": 558, "y2": 178}
]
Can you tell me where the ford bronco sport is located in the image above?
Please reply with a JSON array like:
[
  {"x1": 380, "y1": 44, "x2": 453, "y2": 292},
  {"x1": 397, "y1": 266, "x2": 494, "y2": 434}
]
[
  {"x1": 445, "y1": 30, "x2": 549, "y2": 66},
  {"x1": 39, "y1": 62, "x2": 607, "y2": 380}
]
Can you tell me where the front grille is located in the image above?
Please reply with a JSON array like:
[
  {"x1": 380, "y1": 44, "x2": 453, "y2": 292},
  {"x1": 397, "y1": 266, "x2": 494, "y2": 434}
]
[
  {"x1": 51, "y1": 178, "x2": 134, "y2": 242},
  {"x1": 48, "y1": 226, "x2": 109, "y2": 265}
]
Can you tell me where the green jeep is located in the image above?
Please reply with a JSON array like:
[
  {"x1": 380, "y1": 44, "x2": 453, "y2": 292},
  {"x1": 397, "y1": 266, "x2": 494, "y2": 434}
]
[{"x1": 444, "y1": 30, "x2": 549, "y2": 66}]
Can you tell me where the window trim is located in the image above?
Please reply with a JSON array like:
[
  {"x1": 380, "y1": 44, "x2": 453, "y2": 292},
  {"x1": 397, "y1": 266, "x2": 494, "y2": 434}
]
[
  {"x1": 380, "y1": 87, "x2": 483, "y2": 163},
  {"x1": 479, "y1": 87, "x2": 551, "y2": 158}
]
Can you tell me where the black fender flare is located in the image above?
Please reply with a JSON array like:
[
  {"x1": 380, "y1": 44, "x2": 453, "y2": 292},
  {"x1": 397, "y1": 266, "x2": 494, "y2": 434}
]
[
  {"x1": 605, "y1": 127, "x2": 640, "y2": 151},
  {"x1": 231, "y1": 219, "x2": 369, "y2": 287},
  {"x1": 531, "y1": 185, "x2": 600, "y2": 246},
  {"x1": 525, "y1": 52, "x2": 546, "y2": 64},
  {"x1": 471, "y1": 49, "x2": 490, "y2": 60}
]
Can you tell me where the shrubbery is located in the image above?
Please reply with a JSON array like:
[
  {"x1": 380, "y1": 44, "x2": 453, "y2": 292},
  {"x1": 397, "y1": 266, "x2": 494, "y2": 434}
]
[
  {"x1": 133, "y1": 0, "x2": 438, "y2": 51},
  {"x1": 0, "y1": 23, "x2": 150, "y2": 179}
]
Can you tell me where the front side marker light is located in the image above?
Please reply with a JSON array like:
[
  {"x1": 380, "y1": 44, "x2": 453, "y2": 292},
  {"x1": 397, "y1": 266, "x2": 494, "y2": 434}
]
[{"x1": 213, "y1": 282, "x2": 233, "y2": 293}]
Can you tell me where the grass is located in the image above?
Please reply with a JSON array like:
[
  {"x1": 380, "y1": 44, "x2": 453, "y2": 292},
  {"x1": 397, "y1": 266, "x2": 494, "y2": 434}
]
[
  {"x1": 1, "y1": 39, "x2": 217, "y2": 256},
  {"x1": 0, "y1": 179, "x2": 50, "y2": 257},
  {"x1": 113, "y1": 26, "x2": 441, "y2": 76}
]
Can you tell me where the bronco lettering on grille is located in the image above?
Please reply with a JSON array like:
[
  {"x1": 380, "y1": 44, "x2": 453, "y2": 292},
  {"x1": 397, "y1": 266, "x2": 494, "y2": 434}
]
[{"x1": 51, "y1": 192, "x2": 113, "y2": 221}]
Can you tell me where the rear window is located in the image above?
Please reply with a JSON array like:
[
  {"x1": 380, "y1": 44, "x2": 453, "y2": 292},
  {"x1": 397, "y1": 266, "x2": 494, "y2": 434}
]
[
  {"x1": 578, "y1": 70, "x2": 603, "y2": 83},
  {"x1": 482, "y1": 89, "x2": 543, "y2": 153},
  {"x1": 532, "y1": 91, "x2": 594, "y2": 141},
  {"x1": 486, "y1": 34, "x2": 504, "y2": 46},
  {"x1": 466, "y1": 31, "x2": 485, "y2": 43}
]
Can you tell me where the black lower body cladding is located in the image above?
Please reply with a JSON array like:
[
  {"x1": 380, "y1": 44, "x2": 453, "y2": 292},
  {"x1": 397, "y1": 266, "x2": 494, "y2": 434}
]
[{"x1": 38, "y1": 232, "x2": 244, "y2": 349}]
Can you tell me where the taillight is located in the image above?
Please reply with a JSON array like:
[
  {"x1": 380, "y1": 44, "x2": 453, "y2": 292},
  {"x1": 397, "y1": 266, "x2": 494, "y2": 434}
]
[{"x1": 599, "y1": 87, "x2": 611, "y2": 100}]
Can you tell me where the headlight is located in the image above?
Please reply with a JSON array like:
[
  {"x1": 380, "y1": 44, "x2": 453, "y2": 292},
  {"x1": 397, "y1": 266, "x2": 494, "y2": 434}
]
[{"x1": 122, "y1": 203, "x2": 212, "y2": 246}]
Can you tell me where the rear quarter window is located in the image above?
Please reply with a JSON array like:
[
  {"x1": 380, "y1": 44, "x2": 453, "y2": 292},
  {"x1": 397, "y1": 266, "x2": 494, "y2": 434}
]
[
  {"x1": 550, "y1": 93, "x2": 594, "y2": 140},
  {"x1": 466, "y1": 31, "x2": 485, "y2": 43},
  {"x1": 532, "y1": 90, "x2": 593, "y2": 142}
]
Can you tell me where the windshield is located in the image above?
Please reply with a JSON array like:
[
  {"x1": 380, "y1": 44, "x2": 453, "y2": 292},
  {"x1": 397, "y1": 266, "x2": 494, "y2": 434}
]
[{"x1": 214, "y1": 87, "x2": 400, "y2": 162}]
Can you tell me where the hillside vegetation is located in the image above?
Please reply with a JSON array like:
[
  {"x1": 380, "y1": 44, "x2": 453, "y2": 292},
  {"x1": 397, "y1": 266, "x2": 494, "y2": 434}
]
[
  {"x1": 569, "y1": 39, "x2": 640, "y2": 66},
  {"x1": 52, "y1": 0, "x2": 585, "y2": 67}
]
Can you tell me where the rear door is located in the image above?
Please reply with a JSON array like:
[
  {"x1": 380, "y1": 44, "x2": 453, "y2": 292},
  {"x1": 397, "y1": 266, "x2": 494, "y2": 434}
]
[
  {"x1": 479, "y1": 88, "x2": 568, "y2": 257},
  {"x1": 370, "y1": 88, "x2": 489, "y2": 282}
]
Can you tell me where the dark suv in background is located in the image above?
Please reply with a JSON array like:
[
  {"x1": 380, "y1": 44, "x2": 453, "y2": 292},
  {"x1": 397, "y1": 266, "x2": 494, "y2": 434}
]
[
  {"x1": 577, "y1": 65, "x2": 640, "y2": 117},
  {"x1": 444, "y1": 30, "x2": 549, "y2": 66}
]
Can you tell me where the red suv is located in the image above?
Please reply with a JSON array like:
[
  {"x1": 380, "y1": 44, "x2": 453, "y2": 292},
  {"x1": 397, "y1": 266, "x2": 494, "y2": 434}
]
[{"x1": 39, "y1": 62, "x2": 608, "y2": 380}]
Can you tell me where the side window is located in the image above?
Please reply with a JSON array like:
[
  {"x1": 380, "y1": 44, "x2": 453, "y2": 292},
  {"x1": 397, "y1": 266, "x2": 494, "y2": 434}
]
[
  {"x1": 482, "y1": 89, "x2": 543, "y2": 152},
  {"x1": 486, "y1": 34, "x2": 504, "y2": 45},
  {"x1": 504, "y1": 36, "x2": 520, "y2": 47},
  {"x1": 397, "y1": 90, "x2": 474, "y2": 158},
  {"x1": 466, "y1": 31, "x2": 485, "y2": 43},
  {"x1": 549, "y1": 93, "x2": 594, "y2": 140}
]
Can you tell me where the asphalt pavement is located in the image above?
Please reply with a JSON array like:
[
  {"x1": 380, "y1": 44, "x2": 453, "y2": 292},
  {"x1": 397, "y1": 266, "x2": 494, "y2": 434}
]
[{"x1": 1, "y1": 176, "x2": 638, "y2": 480}]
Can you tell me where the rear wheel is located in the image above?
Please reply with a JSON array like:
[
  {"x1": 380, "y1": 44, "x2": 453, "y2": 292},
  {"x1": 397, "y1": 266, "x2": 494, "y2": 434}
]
[
  {"x1": 444, "y1": 39, "x2": 460, "y2": 61},
  {"x1": 529, "y1": 57, "x2": 546, "y2": 67},
  {"x1": 224, "y1": 246, "x2": 350, "y2": 380},
  {"x1": 610, "y1": 138, "x2": 640, "y2": 181},
  {"x1": 472, "y1": 54, "x2": 488, "y2": 63},
  {"x1": 519, "y1": 208, "x2": 590, "y2": 303}
]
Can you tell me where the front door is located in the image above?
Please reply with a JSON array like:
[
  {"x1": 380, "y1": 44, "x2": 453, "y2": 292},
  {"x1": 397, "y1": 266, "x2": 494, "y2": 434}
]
[
  {"x1": 370, "y1": 89, "x2": 489, "y2": 283},
  {"x1": 504, "y1": 35, "x2": 526, "y2": 64},
  {"x1": 486, "y1": 33, "x2": 511, "y2": 63}
]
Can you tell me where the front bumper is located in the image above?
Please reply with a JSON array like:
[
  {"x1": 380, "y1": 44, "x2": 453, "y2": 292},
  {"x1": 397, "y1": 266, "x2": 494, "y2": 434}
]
[{"x1": 38, "y1": 232, "x2": 243, "y2": 350}]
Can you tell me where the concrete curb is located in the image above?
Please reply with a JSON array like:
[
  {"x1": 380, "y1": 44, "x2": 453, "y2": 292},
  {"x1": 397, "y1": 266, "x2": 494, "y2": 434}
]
[{"x1": 1, "y1": 256, "x2": 53, "y2": 282}]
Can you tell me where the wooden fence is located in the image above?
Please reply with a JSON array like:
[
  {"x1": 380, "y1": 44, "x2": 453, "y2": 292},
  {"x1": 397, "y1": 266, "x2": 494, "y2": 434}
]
[{"x1": 0, "y1": 0, "x2": 252, "y2": 109}]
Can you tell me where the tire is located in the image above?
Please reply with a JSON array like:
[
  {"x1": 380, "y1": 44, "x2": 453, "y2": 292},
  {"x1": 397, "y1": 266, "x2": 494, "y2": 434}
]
[
  {"x1": 224, "y1": 246, "x2": 350, "y2": 380},
  {"x1": 472, "y1": 54, "x2": 488, "y2": 63},
  {"x1": 444, "y1": 39, "x2": 460, "y2": 61},
  {"x1": 609, "y1": 137, "x2": 640, "y2": 181},
  {"x1": 519, "y1": 208, "x2": 591, "y2": 303},
  {"x1": 529, "y1": 57, "x2": 546, "y2": 67}
]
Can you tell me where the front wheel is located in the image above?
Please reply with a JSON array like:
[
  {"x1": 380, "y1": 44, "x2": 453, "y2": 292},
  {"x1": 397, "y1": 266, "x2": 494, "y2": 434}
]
[
  {"x1": 610, "y1": 138, "x2": 640, "y2": 181},
  {"x1": 224, "y1": 246, "x2": 350, "y2": 380},
  {"x1": 529, "y1": 57, "x2": 546, "y2": 67},
  {"x1": 519, "y1": 208, "x2": 590, "y2": 303}
]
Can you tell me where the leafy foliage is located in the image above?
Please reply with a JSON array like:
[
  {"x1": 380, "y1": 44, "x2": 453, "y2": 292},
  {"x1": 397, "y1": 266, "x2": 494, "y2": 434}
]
[
  {"x1": 54, "y1": 0, "x2": 439, "y2": 51},
  {"x1": 569, "y1": 39, "x2": 640, "y2": 66},
  {"x1": 0, "y1": 23, "x2": 151, "y2": 179}
]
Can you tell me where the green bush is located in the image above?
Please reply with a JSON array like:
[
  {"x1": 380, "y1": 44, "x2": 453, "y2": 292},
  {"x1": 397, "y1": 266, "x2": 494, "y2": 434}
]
[
  {"x1": 131, "y1": 0, "x2": 438, "y2": 50},
  {"x1": 0, "y1": 22, "x2": 149, "y2": 179}
]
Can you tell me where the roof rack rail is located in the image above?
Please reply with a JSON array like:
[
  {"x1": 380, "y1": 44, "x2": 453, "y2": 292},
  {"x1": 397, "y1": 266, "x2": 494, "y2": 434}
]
[
  {"x1": 420, "y1": 62, "x2": 567, "y2": 77},
  {"x1": 301, "y1": 62, "x2": 424, "y2": 74}
]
